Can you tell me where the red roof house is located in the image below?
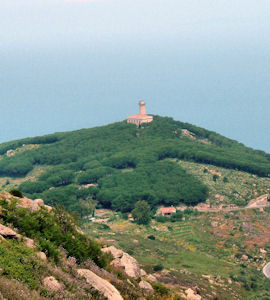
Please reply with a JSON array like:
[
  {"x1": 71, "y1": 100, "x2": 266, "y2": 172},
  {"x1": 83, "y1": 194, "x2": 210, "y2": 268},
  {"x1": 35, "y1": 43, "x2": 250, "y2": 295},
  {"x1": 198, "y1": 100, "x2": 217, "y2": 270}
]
[{"x1": 159, "y1": 207, "x2": 176, "y2": 216}]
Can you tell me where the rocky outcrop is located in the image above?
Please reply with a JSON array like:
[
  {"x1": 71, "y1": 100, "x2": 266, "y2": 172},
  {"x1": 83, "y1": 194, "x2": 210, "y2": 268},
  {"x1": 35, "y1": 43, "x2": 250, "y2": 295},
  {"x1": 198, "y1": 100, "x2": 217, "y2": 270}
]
[
  {"x1": 43, "y1": 276, "x2": 62, "y2": 292},
  {"x1": 139, "y1": 280, "x2": 154, "y2": 294},
  {"x1": 103, "y1": 246, "x2": 141, "y2": 279},
  {"x1": 140, "y1": 269, "x2": 147, "y2": 276},
  {"x1": 0, "y1": 191, "x2": 52, "y2": 212},
  {"x1": 24, "y1": 237, "x2": 35, "y2": 249},
  {"x1": 0, "y1": 224, "x2": 19, "y2": 239},
  {"x1": 146, "y1": 274, "x2": 157, "y2": 282},
  {"x1": 37, "y1": 251, "x2": 47, "y2": 261},
  {"x1": 247, "y1": 194, "x2": 270, "y2": 208},
  {"x1": 102, "y1": 246, "x2": 123, "y2": 259},
  {"x1": 185, "y1": 288, "x2": 201, "y2": 300},
  {"x1": 34, "y1": 199, "x2": 44, "y2": 207},
  {"x1": 241, "y1": 254, "x2": 248, "y2": 261},
  {"x1": 77, "y1": 269, "x2": 123, "y2": 300},
  {"x1": 19, "y1": 197, "x2": 45, "y2": 212},
  {"x1": 111, "y1": 253, "x2": 141, "y2": 279}
]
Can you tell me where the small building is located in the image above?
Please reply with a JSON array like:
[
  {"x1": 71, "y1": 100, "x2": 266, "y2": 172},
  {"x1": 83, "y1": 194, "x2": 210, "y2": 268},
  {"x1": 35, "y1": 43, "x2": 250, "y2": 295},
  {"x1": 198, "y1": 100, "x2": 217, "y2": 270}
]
[
  {"x1": 127, "y1": 100, "x2": 153, "y2": 126},
  {"x1": 128, "y1": 213, "x2": 134, "y2": 221},
  {"x1": 159, "y1": 207, "x2": 176, "y2": 216}
]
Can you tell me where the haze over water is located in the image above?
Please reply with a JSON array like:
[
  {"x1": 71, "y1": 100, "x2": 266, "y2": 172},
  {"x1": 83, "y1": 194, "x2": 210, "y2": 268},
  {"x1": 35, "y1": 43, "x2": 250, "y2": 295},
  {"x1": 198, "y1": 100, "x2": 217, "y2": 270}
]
[{"x1": 1, "y1": 0, "x2": 270, "y2": 152}]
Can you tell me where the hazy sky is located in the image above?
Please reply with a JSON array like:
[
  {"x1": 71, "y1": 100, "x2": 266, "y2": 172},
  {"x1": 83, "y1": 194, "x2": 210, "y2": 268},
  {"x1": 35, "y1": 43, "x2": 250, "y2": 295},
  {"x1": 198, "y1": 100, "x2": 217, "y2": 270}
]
[{"x1": 0, "y1": 0, "x2": 270, "y2": 152}]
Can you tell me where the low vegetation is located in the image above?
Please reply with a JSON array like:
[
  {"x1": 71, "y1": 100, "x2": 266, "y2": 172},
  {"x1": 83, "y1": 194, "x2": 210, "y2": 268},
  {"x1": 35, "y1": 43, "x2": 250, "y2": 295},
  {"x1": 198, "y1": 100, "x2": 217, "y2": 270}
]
[
  {"x1": 0, "y1": 198, "x2": 103, "y2": 266},
  {"x1": 84, "y1": 207, "x2": 270, "y2": 299}
]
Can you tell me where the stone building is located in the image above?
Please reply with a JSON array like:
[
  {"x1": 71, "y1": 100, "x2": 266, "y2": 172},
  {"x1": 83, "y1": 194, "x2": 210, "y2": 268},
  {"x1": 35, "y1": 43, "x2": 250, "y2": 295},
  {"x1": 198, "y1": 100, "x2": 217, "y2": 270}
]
[{"x1": 127, "y1": 101, "x2": 153, "y2": 126}]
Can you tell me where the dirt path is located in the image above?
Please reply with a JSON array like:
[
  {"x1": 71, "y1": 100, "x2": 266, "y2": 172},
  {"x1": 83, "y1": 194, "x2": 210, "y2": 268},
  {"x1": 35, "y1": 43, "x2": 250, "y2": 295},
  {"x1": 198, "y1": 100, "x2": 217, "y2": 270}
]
[{"x1": 196, "y1": 194, "x2": 269, "y2": 213}]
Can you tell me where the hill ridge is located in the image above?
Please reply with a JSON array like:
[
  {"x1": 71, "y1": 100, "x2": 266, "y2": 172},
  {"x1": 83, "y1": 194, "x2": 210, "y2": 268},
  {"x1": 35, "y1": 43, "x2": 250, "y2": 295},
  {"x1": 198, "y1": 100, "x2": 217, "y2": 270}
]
[{"x1": 0, "y1": 116, "x2": 268, "y2": 214}]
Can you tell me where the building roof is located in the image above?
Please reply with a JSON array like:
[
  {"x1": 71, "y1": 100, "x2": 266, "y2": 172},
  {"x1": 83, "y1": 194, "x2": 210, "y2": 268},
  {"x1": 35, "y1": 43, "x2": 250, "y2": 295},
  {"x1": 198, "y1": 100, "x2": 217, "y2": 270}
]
[
  {"x1": 127, "y1": 114, "x2": 153, "y2": 120},
  {"x1": 160, "y1": 207, "x2": 176, "y2": 214}
]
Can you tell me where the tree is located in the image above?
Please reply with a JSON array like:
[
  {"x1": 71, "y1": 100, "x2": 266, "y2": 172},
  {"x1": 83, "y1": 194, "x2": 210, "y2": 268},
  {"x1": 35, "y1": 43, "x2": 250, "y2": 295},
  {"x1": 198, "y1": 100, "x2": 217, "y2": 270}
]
[
  {"x1": 132, "y1": 200, "x2": 151, "y2": 225},
  {"x1": 213, "y1": 174, "x2": 219, "y2": 182}
]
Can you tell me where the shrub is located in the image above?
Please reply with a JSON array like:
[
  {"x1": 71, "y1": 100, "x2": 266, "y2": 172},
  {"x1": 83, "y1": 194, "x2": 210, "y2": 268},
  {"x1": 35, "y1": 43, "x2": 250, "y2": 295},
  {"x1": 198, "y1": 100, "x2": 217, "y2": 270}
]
[
  {"x1": 183, "y1": 208, "x2": 193, "y2": 215},
  {"x1": 213, "y1": 174, "x2": 219, "y2": 182},
  {"x1": 152, "y1": 282, "x2": 169, "y2": 296},
  {"x1": 148, "y1": 235, "x2": 156, "y2": 240},
  {"x1": 155, "y1": 215, "x2": 167, "y2": 223},
  {"x1": 0, "y1": 241, "x2": 43, "y2": 290},
  {"x1": 9, "y1": 189, "x2": 23, "y2": 198},
  {"x1": 153, "y1": 264, "x2": 163, "y2": 272},
  {"x1": 0, "y1": 200, "x2": 104, "y2": 267},
  {"x1": 170, "y1": 210, "x2": 183, "y2": 222}
]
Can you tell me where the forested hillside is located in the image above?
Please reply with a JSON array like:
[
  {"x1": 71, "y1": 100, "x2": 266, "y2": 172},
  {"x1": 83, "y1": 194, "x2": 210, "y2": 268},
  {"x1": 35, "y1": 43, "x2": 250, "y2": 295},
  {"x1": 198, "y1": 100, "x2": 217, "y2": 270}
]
[{"x1": 0, "y1": 116, "x2": 269, "y2": 214}]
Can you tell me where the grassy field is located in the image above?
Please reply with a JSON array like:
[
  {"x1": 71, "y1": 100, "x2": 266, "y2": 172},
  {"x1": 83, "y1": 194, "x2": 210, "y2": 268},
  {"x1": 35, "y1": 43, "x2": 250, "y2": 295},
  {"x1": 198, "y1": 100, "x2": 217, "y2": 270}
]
[
  {"x1": 177, "y1": 160, "x2": 270, "y2": 207},
  {"x1": 0, "y1": 165, "x2": 51, "y2": 189},
  {"x1": 83, "y1": 207, "x2": 270, "y2": 299}
]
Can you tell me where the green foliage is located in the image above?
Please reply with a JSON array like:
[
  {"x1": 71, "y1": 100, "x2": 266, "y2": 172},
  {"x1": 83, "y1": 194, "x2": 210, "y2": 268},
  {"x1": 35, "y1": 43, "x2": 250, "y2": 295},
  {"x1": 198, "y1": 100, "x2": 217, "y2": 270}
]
[
  {"x1": 170, "y1": 210, "x2": 184, "y2": 222},
  {"x1": 148, "y1": 235, "x2": 156, "y2": 240},
  {"x1": 0, "y1": 116, "x2": 266, "y2": 213},
  {"x1": 77, "y1": 167, "x2": 114, "y2": 184},
  {"x1": 0, "y1": 240, "x2": 43, "y2": 289},
  {"x1": 155, "y1": 215, "x2": 168, "y2": 223},
  {"x1": 99, "y1": 161, "x2": 208, "y2": 212},
  {"x1": 223, "y1": 176, "x2": 229, "y2": 183},
  {"x1": 152, "y1": 282, "x2": 169, "y2": 296},
  {"x1": 213, "y1": 174, "x2": 219, "y2": 182},
  {"x1": 103, "y1": 154, "x2": 137, "y2": 169},
  {"x1": 132, "y1": 201, "x2": 151, "y2": 225},
  {"x1": 153, "y1": 264, "x2": 164, "y2": 272},
  {"x1": 9, "y1": 189, "x2": 23, "y2": 198},
  {"x1": 0, "y1": 200, "x2": 104, "y2": 266},
  {"x1": 20, "y1": 181, "x2": 49, "y2": 194}
]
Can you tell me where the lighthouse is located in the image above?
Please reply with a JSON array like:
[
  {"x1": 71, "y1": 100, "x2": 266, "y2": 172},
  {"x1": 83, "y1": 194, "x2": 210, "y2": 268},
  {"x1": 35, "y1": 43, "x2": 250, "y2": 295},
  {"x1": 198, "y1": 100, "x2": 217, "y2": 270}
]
[
  {"x1": 139, "y1": 100, "x2": 146, "y2": 115},
  {"x1": 127, "y1": 101, "x2": 153, "y2": 126}
]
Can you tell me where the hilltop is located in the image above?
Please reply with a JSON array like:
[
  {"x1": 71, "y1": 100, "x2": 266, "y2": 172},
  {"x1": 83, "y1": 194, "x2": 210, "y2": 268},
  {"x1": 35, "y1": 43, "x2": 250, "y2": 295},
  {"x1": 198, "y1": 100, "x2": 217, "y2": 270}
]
[
  {"x1": 0, "y1": 116, "x2": 269, "y2": 215},
  {"x1": 0, "y1": 117, "x2": 270, "y2": 299}
]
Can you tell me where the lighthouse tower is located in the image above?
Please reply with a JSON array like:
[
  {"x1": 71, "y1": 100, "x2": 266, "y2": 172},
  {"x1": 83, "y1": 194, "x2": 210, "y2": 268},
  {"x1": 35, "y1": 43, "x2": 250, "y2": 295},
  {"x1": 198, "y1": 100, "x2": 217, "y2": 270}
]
[
  {"x1": 127, "y1": 100, "x2": 153, "y2": 126},
  {"x1": 139, "y1": 100, "x2": 146, "y2": 115}
]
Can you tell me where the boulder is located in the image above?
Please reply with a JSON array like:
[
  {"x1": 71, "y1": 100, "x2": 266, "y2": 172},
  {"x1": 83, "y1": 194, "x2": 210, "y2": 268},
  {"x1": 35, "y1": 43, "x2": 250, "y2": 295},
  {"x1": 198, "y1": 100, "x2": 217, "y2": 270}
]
[
  {"x1": 75, "y1": 226, "x2": 85, "y2": 235},
  {"x1": 43, "y1": 276, "x2": 62, "y2": 292},
  {"x1": 17, "y1": 196, "x2": 49, "y2": 212},
  {"x1": 33, "y1": 199, "x2": 44, "y2": 207},
  {"x1": 102, "y1": 246, "x2": 123, "y2": 259},
  {"x1": 44, "y1": 205, "x2": 53, "y2": 212},
  {"x1": 140, "y1": 269, "x2": 147, "y2": 276},
  {"x1": 0, "y1": 224, "x2": 19, "y2": 239},
  {"x1": 185, "y1": 288, "x2": 201, "y2": 300},
  {"x1": 24, "y1": 237, "x2": 35, "y2": 249},
  {"x1": 111, "y1": 253, "x2": 141, "y2": 279},
  {"x1": 139, "y1": 280, "x2": 154, "y2": 294},
  {"x1": 146, "y1": 274, "x2": 157, "y2": 282},
  {"x1": 241, "y1": 255, "x2": 248, "y2": 261},
  {"x1": 37, "y1": 251, "x2": 47, "y2": 261},
  {"x1": 211, "y1": 222, "x2": 218, "y2": 228},
  {"x1": 30, "y1": 202, "x2": 41, "y2": 212},
  {"x1": 77, "y1": 269, "x2": 123, "y2": 300}
]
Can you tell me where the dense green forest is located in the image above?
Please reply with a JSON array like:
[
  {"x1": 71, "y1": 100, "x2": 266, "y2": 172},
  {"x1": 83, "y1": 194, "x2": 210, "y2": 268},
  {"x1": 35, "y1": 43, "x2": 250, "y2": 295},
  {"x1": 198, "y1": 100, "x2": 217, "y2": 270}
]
[{"x1": 0, "y1": 116, "x2": 269, "y2": 214}]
